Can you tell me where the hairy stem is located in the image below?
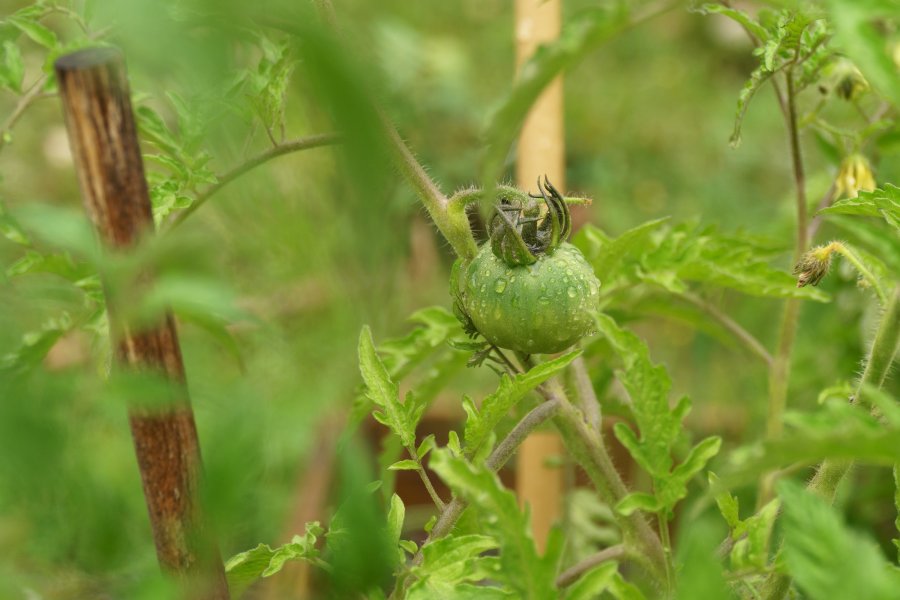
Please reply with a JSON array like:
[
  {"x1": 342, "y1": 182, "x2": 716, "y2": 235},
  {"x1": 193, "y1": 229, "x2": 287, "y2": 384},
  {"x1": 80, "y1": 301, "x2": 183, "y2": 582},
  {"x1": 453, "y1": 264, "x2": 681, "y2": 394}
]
[
  {"x1": 166, "y1": 133, "x2": 341, "y2": 230},
  {"x1": 829, "y1": 242, "x2": 887, "y2": 304},
  {"x1": 808, "y1": 284, "x2": 900, "y2": 500},
  {"x1": 764, "y1": 58, "x2": 808, "y2": 460},
  {"x1": 572, "y1": 356, "x2": 601, "y2": 431},
  {"x1": 658, "y1": 513, "x2": 674, "y2": 593},
  {"x1": 760, "y1": 284, "x2": 900, "y2": 600},
  {"x1": 552, "y1": 395, "x2": 668, "y2": 587},
  {"x1": 409, "y1": 452, "x2": 445, "y2": 511},
  {"x1": 382, "y1": 124, "x2": 478, "y2": 261},
  {"x1": 556, "y1": 544, "x2": 626, "y2": 587}
]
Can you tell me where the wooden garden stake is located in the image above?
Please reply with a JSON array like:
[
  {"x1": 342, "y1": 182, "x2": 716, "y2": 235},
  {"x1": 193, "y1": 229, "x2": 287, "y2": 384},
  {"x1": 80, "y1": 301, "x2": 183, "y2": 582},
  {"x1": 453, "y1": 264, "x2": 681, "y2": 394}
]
[
  {"x1": 55, "y1": 48, "x2": 229, "y2": 599},
  {"x1": 514, "y1": 0, "x2": 565, "y2": 550}
]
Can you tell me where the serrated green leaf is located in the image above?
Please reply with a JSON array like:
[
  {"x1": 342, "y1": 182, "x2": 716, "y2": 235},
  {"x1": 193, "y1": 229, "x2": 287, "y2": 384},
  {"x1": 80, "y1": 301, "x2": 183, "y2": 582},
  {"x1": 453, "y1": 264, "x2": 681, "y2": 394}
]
[
  {"x1": 387, "y1": 459, "x2": 419, "y2": 471},
  {"x1": 416, "y1": 434, "x2": 436, "y2": 459},
  {"x1": 464, "y1": 350, "x2": 580, "y2": 457},
  {"x1": 676, "y1": 228, "x2": 827, "y2": 301},
  {"x1": 563, "y1": 562, "x2": 618, "y2": 600},
  {"x1": 655, "y1": 436, "x2": 722, "y2": 513},
  {"x1": 730, "y1": 62, "x2": 773, "y2": 147},
  {"x1": 730, "y1": 498, "x2": 779, "y2": 570},
  {"x1": 7, "y1": 16, "x2": 57, "y2": 49},
  {"x1": 225, "y1": 521, "x2": 325, "y2": 598},
  {"x1": 578, "y1": 221, "x2": 827, "y2": 302},
  {"x1": 821, "y1": 185, "x2": 900, "y2": 234},
  {"x1": 597, "y1": 315, "x2": 680, "y2": 477},
  {"x1": 779, "y1": 480, "x2": 900, "y2": 600},
  {"x1": 358, "y1": 326, "x2": 415, "y2": 447},
  {"x1": 412, "y1": 534, "x2": 499, "y2": 586},
  {"x1": 429, "y1": 450, "x2": 557, "y2": 598},
  {"x1": 599, "y1": 315, "x2": 719, "y2": 515},
  {"x1": 387, "y1": 494, "x2": 404, "y2": 544},
  {"x1": 708, "y1": 472, "x2": 740, "y2": 532},
  {"x1": 0, "y1": 41, "x2": 24, "y2": 93},
  {"x1": 1, "y1": 312, "x2": 73, "y2": 374},
  {"x1": 671, "y1": 437, "x2": 722, "y2": 483},
  {"x1": 447, "y1": 430, "x2": 462, "y2": 455},
  {"x1": 377, "y1": 305, "x2": 463, "y2": 379},
  {"x1": 135, "y1": 106, "x2": 183, "y2": 159},
  {"x1": 407, "y1": 581, "x2": 514, "y2": 600},
  {"x1": 576, "y1": 218, "x2": 669, "y2": 293},
  {"x1": 693, "y1": 4, "x2": 769, "y2": 42}
]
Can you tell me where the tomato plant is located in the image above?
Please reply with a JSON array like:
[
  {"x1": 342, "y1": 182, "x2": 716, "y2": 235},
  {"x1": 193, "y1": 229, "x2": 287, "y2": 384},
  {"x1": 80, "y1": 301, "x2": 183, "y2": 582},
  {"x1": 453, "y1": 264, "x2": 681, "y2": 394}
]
[{"x1": 1, "y1": 1, "x2": 899, "y2": 599}]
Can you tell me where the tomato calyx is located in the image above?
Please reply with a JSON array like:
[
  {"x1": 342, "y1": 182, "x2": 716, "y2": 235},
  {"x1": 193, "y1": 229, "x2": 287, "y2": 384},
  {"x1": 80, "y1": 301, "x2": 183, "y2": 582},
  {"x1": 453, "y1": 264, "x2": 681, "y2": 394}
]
[{"x1": 488, "y1": 176, "x2": 572, "y2": 267}]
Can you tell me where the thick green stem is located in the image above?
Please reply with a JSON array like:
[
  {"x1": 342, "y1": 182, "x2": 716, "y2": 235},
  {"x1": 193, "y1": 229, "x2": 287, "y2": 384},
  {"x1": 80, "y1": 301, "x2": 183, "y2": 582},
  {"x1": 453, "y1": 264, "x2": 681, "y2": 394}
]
[
  {"x1": 552, "y1": 394, "x2": 668, "y2": 587},
  {"x1": 760, "y1": 284, "x2": 900, "y2": 600},
  {"x1": 383, "y1": 124, "x2": 478, "y2": 261},
  {"x1": 808, "y1": 284, "x2": 900, "y2": 500},
  {"x1": 767, "y1": 65, "x2": 808, "y2": 442},
  {"x1": 759, "y1": 60, "x2": 809, "y2": 509}
]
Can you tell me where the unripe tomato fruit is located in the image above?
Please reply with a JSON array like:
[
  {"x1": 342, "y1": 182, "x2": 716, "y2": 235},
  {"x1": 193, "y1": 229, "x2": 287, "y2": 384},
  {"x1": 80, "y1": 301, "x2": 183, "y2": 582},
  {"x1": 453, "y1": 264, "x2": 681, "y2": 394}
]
[{"x1": 459, "y1": 241, "x2": 600, "y2": 354}]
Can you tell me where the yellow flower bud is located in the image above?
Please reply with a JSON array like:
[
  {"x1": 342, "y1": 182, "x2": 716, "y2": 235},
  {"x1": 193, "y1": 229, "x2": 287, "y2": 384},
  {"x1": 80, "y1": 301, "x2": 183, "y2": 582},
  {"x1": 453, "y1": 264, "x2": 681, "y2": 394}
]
[
  {"x1": 835, "y1": 154, "x2": 876, "y2": 199},
  {"x1": 794, "y1": 243, "x2": 835, "y2": 288}
]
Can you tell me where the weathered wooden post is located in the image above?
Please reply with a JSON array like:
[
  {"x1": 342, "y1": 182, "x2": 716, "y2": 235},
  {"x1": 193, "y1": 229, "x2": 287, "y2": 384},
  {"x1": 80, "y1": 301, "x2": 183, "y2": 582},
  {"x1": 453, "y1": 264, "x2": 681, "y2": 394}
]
[{"x1": 55, "y1": 47, "x2": 229, "y2": 599}]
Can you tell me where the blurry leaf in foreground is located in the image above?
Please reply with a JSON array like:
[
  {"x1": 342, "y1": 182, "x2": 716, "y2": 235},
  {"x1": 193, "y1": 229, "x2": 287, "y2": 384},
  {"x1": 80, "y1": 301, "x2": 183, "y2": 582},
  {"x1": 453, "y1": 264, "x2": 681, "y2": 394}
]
[
  {"x1": 324, "y1": 439, "x2": 396, "y2": 598},
  {"x1": 779, "y1": 480, "x2": 900, "y2": 600},
  {"x1": 674, "y1": 516, "x2": 729, "y2": 600},
  {"x1": 481, "y1": 4, "x2": 633, "y2": 199},
  {"x1": 718, "y1": 400, "x2": 900, "y2": 488},
  {"x1": 824, "y1": 0, "x2": 900, "y2": 108}
]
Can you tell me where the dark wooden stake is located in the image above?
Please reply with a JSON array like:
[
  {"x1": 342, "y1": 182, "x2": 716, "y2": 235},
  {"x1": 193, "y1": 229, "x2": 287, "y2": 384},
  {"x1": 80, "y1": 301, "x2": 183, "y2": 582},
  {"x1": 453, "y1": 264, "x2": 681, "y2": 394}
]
[{"x1": 55, "y1": 48, "x2": 229, "y2": 599}]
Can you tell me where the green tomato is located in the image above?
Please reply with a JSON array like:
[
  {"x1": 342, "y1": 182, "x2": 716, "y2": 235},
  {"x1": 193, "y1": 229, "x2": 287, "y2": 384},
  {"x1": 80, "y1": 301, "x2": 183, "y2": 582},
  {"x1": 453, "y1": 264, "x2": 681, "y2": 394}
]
[{"x1": 460, "y1": 242, "x2": 600, "y2": 354}]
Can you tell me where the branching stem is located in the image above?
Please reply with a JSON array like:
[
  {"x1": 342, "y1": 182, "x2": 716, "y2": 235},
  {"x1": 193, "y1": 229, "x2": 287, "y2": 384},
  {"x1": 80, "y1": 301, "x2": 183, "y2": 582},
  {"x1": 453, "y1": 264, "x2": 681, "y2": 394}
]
[
  {"x1": 556, "y1": 544, "x2": 626, "y2": 587},
  {"x1": 0, "y1": 74, "x2": 51, "y2": 153},
  {"x1": 765, "y1": 50, "x2": 809, "y2": 457},
  {"x1": 166, "y1": 133, "x2": 341, "y2": 230},
  {"x1": 680, "y1": 292, "x2": 773, "y2": 367}
]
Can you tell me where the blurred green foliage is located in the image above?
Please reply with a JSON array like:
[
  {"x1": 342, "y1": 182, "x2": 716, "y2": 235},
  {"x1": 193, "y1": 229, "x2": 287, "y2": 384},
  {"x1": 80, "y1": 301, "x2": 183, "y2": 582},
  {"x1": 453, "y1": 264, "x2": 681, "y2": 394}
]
[{"x1": 0, "y1": 0, "x2": 898, "y2": 598}]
